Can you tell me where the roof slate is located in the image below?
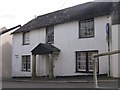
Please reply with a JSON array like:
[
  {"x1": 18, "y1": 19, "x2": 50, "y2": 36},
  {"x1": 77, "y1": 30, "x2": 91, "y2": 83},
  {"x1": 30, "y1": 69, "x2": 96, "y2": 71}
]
[{"x1": 12, "y1": 2, "x2": 113, "y2": 34}]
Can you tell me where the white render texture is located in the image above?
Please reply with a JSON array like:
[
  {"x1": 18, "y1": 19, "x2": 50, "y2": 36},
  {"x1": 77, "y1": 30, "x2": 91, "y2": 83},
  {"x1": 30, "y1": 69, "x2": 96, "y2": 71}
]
[{"x1": 12, "y1": 16, "x2": 112, "y2": 77}]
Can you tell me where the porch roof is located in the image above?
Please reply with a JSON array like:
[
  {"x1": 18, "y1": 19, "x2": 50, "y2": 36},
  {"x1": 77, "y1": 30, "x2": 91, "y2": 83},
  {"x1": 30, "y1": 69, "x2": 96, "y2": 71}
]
[{"x1": 31, "y1": 43, "x2": 60, "y2": 55}]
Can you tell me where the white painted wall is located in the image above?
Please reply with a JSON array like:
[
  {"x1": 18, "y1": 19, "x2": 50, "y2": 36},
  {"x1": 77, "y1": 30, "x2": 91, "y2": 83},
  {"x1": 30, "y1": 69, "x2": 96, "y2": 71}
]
[
  {"x1": 12, "y1": 28, "x2": 46, "y2": 77},
  {"x1": 12, "y1": 33, "x2": 31, "y2": 77},
  {"x1": 12, "y1": 15, "x2": 111, "y2": 77},
  {"x1": 54, "y1": 16, "x2": 110, "y2": 76}
]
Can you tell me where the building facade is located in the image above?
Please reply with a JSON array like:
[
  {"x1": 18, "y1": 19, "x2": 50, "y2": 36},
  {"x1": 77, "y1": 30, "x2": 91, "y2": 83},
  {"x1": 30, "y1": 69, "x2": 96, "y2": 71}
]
[{"x1": 12, "y1": 2, "x2": 120, "y2": 78}]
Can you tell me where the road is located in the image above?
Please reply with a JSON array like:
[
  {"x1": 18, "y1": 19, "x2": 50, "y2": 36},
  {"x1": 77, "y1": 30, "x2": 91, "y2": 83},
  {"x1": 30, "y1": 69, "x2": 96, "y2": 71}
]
[{"x1": 2, "y1": 80, "x2": 119, "y2": 89}]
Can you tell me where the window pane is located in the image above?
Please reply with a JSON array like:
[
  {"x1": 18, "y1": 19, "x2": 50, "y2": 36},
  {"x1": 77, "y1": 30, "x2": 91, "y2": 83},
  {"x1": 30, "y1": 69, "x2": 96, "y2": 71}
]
[
  {"x1": 22, "y1": 56, "x2": 27, "y2": 70},
  {"x1": 88, "y1": 51, "x2": 98, "y2": 72},
  {"x1": 27, "y1": 56, "x2": 31, "y2": 71},
  {"x1": 76, "y1": 52, "x2": 86, "y2": 71}
]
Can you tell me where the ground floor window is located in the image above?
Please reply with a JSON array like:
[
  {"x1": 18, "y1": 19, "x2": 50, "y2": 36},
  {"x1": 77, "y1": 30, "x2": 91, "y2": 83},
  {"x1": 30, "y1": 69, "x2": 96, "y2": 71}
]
[
  {"x1": 22, "y1": 55, "x2": 31, "y2": 71},
  {"x1": 76, "y1": 50, "x2": 98, "y2": 73}
]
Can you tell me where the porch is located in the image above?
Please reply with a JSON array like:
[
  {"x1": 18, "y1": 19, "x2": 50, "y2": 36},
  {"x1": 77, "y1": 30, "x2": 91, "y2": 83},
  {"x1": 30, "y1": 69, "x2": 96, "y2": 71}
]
[{"x1": 31, "y1": 43, "x2": 60, "y2": 79}]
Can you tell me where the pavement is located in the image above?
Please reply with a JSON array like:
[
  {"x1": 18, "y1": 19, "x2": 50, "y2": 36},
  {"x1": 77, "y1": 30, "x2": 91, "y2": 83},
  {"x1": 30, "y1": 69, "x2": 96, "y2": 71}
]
[{"x1": 2, "y1": 74, "x2": 118, "y2": 83}]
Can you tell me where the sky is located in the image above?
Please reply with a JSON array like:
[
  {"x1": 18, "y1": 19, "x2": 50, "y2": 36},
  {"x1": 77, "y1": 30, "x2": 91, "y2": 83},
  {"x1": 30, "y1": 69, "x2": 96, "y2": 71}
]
[{"x1": 0, "y1": 0, "x2": 94, "y2": 28}]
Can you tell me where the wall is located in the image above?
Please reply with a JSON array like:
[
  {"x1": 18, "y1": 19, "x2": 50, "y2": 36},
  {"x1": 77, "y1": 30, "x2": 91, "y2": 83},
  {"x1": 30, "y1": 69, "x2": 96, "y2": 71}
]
[
  {"x1": 54, "y1": 16, "x2": 110, "y2": 76},
  {"x1": 1, "y1": 30, "x2": 13, "y2": 79},
  {"x1": 118, "y1": 25, "x2": 120, "y2": 78},
  {"x1": 12, "y1": 28, "x2": 46, "y2": 77},
  {"x1": 111, "y1": 24, "x2": 119, "y2": 77},
  {"x1": 12, "y1": 15, "x2": 111, "y2": 77}
]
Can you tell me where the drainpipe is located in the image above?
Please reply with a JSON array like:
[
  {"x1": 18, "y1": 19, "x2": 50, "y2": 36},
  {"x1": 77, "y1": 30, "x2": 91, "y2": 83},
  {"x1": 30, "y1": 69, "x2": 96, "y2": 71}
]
[{"x1": 106, "y1": 23, "x2": 111, "y2": 77}]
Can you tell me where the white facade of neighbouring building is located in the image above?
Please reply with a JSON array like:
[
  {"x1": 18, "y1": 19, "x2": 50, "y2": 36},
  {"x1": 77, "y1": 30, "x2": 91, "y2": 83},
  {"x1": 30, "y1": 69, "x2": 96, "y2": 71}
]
[
  {"x1": 110, "y1": 2, "x2": 120, "y2": 78},
  {"x1": 12, "y1": 2, "x2": 120, "y2": 78},
  {"x1": 111, "y1": 24, "x2": 120, "y2": 77}
]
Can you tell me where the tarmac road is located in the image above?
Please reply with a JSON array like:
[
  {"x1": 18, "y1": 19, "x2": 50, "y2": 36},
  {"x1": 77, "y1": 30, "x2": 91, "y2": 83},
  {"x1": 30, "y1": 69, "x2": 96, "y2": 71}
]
[{"x1": 2, "y1": 80, "x2": 119, "y2": 89}]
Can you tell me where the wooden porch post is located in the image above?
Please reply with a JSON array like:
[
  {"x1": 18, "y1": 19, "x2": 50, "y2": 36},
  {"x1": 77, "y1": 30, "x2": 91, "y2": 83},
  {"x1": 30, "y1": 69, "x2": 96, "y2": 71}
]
[
  {"x1": 32, "y1": 54, "x2": 36, "y2": 79},
  {"x1": 46, "y1": 55, "x2": 49, "y2": 77},
  {"x1": 49, "y1": 54, "x2": 54, "y2": 79}
]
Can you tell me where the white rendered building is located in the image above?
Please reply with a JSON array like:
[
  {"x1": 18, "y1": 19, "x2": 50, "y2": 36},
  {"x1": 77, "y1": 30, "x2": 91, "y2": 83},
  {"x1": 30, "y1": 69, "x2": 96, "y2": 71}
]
[{"x1": 12, "y1": 2, "x2": 120, "y2": 78}]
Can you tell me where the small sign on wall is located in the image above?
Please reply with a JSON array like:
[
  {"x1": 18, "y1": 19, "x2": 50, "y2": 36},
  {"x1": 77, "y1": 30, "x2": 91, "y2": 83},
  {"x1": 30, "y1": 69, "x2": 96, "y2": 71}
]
[{"x1": 15, "y1": 55, "x2": 19, "y2": 58}]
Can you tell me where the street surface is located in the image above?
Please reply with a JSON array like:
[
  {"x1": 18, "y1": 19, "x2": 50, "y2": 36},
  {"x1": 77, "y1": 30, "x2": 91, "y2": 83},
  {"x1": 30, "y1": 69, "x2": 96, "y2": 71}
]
[{"x1": 2, "y1": 80, "x2": 119, "y2": 89}]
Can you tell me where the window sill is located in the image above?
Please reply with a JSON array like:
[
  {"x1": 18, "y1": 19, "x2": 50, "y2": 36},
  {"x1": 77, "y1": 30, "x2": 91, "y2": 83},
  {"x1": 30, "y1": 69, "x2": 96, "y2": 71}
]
[
  {"x1": 21, "y1": 70, "x2": 31, "y2": 72},
  {"x1": 76, "y1": 71, "x2": 88, "y2": 73},
  {"x1": 46, "y1": 42, "x2": 54, "y2": 44},
  {"x1": 75, "y1": 71, "x2": 99, "y2": 73},
  {"x1": 79, "y1": 36, "x2": 94, "y2": 39},
  {"x1": 22, "y1": 44, "x2": 30, "y2": 45}
]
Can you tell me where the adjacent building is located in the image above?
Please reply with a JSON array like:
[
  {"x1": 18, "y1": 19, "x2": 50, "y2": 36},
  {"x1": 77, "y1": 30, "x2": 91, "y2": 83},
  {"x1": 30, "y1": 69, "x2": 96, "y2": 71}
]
[{"x1": 0, "y1": 25, "x2": 21, "y2": 79}]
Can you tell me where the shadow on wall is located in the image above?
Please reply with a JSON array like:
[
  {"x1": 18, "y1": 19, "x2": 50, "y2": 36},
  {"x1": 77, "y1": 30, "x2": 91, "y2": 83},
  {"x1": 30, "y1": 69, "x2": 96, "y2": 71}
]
[{"x1": 2, "y1": 42, "x2": 12, "y2": 78}]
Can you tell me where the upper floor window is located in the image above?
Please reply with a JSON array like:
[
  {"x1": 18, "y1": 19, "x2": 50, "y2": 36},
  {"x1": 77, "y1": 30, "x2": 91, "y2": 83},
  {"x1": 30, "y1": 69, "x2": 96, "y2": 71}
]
[
  {"x1": 46, "y1": 26, "x2": 54, "y2": 44},
  {"x1": 79, "y1": 19, "x2": 94, "y2": 38},
  {"x1": 23, "y1": 32, "x2": 30, "y2": 45}
]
